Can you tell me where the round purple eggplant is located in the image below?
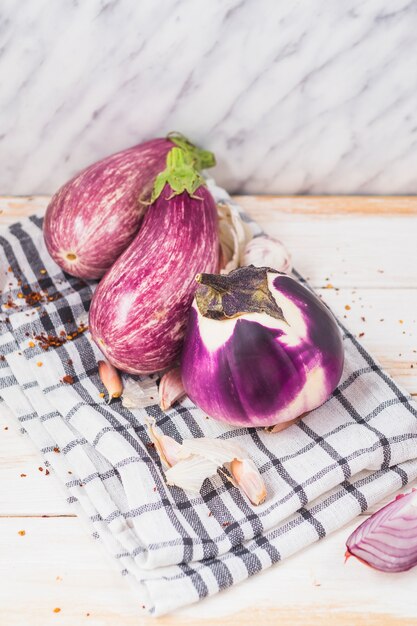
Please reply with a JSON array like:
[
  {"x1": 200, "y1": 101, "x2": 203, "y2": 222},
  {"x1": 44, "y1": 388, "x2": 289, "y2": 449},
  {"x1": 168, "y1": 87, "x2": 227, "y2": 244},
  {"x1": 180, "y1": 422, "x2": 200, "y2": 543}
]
[
  {"x1": 89, "y1": 147, "x2": 219, "y2": 374},
  {"x1": 43, "y1": 134, "x2": 215, "y2": 279},
  {"x1": 181, "y1": 266, "x2": 344, "y2": 428}
]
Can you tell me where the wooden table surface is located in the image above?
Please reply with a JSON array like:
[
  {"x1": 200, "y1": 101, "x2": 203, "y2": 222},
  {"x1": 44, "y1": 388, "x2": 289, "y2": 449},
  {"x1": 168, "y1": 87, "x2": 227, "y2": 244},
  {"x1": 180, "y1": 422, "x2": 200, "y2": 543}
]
[{"x1": 0, "y1": 195, "x2": 416, "y2": 626}]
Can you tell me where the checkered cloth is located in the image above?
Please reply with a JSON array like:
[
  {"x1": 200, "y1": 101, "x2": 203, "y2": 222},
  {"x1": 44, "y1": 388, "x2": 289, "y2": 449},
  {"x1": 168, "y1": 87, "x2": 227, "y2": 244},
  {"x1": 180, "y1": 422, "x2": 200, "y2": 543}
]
[{"x1": 1, "y1": 180, "x2": 417, "y2": 616}]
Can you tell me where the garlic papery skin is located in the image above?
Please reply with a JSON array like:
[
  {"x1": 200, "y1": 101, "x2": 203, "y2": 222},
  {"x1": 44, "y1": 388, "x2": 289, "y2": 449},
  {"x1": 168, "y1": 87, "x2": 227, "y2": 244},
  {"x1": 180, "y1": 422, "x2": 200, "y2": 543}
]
[
  {"x1": 243, "y1": 235, "x2": 292, "y2": 274},
  {"x1": 121, "y1": 376, "x2": 159, "y2": 409},
  {"x1": 217, "y1": 201, "x2": 253, "y2": 274},
  {"x1": 159, "y1": 367, "x2": 186, "y2": 411}
]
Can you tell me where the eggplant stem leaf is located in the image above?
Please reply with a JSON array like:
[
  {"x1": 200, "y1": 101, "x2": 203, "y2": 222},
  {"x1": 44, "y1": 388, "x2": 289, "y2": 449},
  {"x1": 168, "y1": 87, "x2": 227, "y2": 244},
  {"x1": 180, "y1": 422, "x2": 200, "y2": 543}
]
[
  {"x1": 150, "y1": 147, "x2": 206, "y2": 203},
  {"x1": 195, "y1": 265, "x2": 287, "y2": 322}
]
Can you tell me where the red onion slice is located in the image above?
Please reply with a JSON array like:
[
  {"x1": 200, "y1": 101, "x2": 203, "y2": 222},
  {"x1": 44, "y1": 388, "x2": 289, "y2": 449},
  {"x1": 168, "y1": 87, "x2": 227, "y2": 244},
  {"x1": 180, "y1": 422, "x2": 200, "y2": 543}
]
[{"x1": 346, "y1": 489, "x2": 417, "y2": 572}]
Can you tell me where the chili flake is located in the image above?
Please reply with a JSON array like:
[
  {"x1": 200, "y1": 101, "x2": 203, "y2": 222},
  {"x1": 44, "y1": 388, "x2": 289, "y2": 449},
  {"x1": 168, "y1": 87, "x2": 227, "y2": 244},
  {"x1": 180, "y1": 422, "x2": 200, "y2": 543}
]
[
  {"x1": 4, "y1": 297, "x2": 18, "y2": 309},
  {"x1": 359, "y1": 332, "x2": 365, "y2": 338},
  {"x1": 20, "y1": 473, "x2": 27, "y2": 478},
  {"x1": 345, "y1": 305, "x2": 351, "y2": 311},
  {"x1": 53, "y1": 447, "x2": 60, "y2": 453},
  {"x1": 24, "y1": 291, "x2": 45, "y2": 306},
  {"x1": 62, "y1": 375, "x2": 74, "y2": 385},
  {"x1": 18, "y1": 530, "x2": 26, "y2": 536},
  {"x1": 53, "y1": 607, "x2": 61, "y2": 613},
  {"x1": 36, "y1": 361, "x2": 43, "y2": 367},
  {"x1": 47, "y1": 294, "x2": 61, "y2": 302},
  {"x1": 28, "y1": 341, "x2": 35, "y2": 348},
  {"x1": 35, "y1": 333, "x2": 67, "y2": 350}
]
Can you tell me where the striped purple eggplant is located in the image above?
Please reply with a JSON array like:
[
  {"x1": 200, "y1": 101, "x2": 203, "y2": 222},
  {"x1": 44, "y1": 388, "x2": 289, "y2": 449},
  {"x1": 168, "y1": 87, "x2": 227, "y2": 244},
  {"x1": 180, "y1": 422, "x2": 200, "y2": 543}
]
[
  {"x1": 89, "y1": 147, "x2": 219, "y2": 374},
  {"x1": 181, "y1": 266, "x2": 344, "y2": 429},
  {"x1": 43, "y1": 134, "x2": 215, "y2": 279}
]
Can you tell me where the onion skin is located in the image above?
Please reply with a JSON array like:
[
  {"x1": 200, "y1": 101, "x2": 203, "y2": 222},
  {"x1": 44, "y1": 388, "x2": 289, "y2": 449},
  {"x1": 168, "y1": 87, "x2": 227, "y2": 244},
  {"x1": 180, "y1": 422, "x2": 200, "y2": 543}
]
[
  {"x1": 89, "y1": 184, "x2": 219, "y2": 374},
  {"x1": 181, "y1": 269, "x2": 344, "y2": 428},
  {"x1": 346, "y1": 490, "x2": 417, "y2": 572},
  {"x1": 43, "y1": 138, "x2": 174, "y2": 279}
]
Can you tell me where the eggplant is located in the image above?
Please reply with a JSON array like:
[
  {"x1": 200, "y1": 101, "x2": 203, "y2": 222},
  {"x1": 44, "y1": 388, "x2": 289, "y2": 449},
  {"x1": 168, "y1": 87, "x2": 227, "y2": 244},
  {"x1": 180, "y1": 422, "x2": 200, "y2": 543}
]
[
  {"x1": 43, "y1": 134, "x2": 214, "y2": 279},
  {"x1": 181, "y1": 266, "x2": 344, "y2": 429},
  {"x1": 89, "y1": 147, "x2": 219, "y2": 374}
]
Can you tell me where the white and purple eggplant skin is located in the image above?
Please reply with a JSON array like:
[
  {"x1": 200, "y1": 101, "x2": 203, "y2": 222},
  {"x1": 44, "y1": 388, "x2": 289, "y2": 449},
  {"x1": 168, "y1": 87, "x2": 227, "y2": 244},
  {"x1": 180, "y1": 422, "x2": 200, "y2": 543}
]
[
  {"x1": 181, "y1": 268, "x2": 344, "y2": 428},
  {"x1": 88, "y1": 185, "x2": 219, "y2": 374},
  {"x1": 43, "y1": 138, "x2": 174, "y2": 279}
]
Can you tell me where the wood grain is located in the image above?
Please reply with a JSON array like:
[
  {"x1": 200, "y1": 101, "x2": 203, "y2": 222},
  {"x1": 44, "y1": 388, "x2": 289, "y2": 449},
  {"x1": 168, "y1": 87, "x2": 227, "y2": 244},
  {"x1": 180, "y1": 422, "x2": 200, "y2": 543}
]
[
  {"x1": 235, "y1": 195, "x2": 417, "y2": 215},
  {"x1": 0, "y1": 195, "x2": 416, "y2": 625},
  {"x1": 1, "y1": 515, "x2": 417, "y2": 625}
]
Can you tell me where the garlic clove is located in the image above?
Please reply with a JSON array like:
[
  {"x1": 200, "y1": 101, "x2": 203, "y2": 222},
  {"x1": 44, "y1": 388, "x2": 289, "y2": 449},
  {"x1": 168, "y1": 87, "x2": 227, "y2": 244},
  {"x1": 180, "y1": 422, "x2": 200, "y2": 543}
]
[
  {"x1": 147, "y1": 420, "x2": 184, "y2": 470},
  {"x1": 98, "y1": 360, "x2": 122, "y2": 403},
  {"x1": 243, "y1": 235, "x2": 292, "y2": 274},
  {"x1": 230, "y1": 458, "x2": 267, "y2": 506},
  {"x1": 159, "y1": 367, "x2": 186, "y2": 411},
  {"x1": 144, "y1": 421, "x2": 267, "y2": 505}
]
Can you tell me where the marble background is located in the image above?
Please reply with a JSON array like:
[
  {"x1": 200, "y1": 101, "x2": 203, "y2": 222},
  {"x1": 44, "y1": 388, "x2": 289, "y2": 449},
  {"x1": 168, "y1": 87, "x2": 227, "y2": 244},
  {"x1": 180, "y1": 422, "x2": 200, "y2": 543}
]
[{"x1": 1, "y1": 0, "x2": 417, "y2": 196}]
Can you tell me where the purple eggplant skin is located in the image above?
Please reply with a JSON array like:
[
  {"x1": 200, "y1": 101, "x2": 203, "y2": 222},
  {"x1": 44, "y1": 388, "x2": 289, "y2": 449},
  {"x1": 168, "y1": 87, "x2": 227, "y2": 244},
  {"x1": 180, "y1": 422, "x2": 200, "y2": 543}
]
[
  {"x1": 89, "y1": 184, "x2": 219, "y2": 374},
  {"x1": 181, "y1": 271, "x2": 344, "y2": 428},
  {"x1": 43, "y1": 138, "x2": 173, "y2": 279}
]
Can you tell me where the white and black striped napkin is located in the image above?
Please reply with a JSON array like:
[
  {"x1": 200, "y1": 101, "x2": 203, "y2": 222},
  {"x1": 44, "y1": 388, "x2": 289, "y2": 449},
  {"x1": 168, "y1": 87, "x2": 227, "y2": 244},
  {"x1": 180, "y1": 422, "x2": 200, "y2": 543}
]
[{"x1": 1, "y1": 181, "x2": 417, "y2": 616}]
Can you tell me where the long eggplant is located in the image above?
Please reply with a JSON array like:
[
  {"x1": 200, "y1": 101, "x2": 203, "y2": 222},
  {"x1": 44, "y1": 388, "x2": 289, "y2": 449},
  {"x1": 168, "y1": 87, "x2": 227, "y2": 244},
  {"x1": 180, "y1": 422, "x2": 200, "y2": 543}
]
[
  {"x1": 43, "y1": 134, "x2": 214, "y2": 279},
  {"x1": 89, "y1": 147, "x2": 219, "y2": 374}
]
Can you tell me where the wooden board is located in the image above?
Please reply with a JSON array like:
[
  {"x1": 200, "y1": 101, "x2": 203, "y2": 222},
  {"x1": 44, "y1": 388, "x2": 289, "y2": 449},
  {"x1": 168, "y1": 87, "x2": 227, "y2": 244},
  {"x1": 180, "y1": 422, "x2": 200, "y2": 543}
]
[{"x1": 0, "y1": 195, "x2": 417, "y2": 625}]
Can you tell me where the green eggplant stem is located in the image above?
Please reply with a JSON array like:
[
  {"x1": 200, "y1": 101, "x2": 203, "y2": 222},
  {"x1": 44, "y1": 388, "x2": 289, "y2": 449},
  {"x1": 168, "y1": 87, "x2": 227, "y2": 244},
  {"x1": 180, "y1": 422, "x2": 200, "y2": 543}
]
[
  {"x1": 167, "y1": 132, "x2": 216, "y2": 170},
  {"x1": 150, "y1": 146, "x2": 207, "y2": 204}
]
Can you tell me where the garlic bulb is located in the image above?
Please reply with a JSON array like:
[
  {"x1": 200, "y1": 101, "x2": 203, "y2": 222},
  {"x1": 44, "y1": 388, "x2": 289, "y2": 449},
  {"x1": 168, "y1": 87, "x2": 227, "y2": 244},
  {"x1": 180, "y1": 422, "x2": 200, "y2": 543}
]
[
  {"x1": 243, "y1": 235, "x2": 292, "y2": 274},
  {"x1": 217, "y1": 202, "x2": 253, "y2": 274}
]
